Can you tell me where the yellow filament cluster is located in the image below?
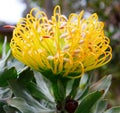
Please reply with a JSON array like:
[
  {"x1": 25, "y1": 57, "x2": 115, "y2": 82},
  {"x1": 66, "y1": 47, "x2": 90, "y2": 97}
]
[{"x1": 10, "y1": 5, "x2": 112, "y2": 78}]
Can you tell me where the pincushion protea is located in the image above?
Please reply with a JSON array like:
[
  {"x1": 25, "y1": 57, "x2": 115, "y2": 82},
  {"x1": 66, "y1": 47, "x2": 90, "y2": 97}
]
[{"x1": 10, "y1": 5, "x2": 112, "y2": 78}]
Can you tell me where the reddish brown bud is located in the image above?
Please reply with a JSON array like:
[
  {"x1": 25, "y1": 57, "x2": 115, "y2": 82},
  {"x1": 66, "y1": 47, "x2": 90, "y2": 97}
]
[
  {"x1": 65, "y1": 99, "x2": 78, "y2": 113},
  {"x1": 3, "y1": 25, "x2": 15, "y2": 29}
]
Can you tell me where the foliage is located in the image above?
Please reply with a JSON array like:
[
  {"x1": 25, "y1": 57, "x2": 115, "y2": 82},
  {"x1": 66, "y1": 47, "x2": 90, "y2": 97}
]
[{"x1": 0, "y1": 38, "x2": 120, "y2": 113}]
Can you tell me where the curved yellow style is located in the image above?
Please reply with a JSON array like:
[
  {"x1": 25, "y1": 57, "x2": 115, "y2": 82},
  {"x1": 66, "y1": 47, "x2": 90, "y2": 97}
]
[{"x1": 10, "y1": 5, "x2": 112, "y2": 78}]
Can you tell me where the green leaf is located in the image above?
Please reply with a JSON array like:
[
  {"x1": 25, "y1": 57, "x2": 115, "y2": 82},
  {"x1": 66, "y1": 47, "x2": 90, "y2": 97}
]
[
  {"x1": 8, "y1": 79, "x2": 55, "y2": 112},
  {"x1": 7, "y1": 97, "x2": 55, "y2": 113},
  {"x1": 27, "y1": 82, "x2": 54, "y2": 103},
  {"x1": 80, "y1": 74, "x2": 90, "y2": 89},
  {"x1": 75, "y1": 74, "x2": 90, "y2": 100},
  {"x1": 75, "y1": 85, "x2": 89, "y2": 101},
  {"x1": 91, "y1": 75, "x2": 112, "y2": 97},
  {"x1": 0, "y1": 102, "x2": 5, "y2": 113},
  {"x1": 3, "y1": 105, "x2": 20, "y2": 113},
  {"x1": 104, "y1": 106, "x2": 120, "y2": 113},
  {"x1": 34, "y1": 71, "x2": 68, "y2": 103},
  {"x1": 89, "y1": 75, "x2": 112, "y2": 113},
  {"x1": 33, "y1": 71, "x2": 54, "y2": 102},
  {"x1": 68, "y1": 78, "x2": 80, "y2": 98},
  {"x1": 90, "y1": 99, "x2": 107, "y2": 113},
  {"x1": 18, "y1": 67, "x2": 34, "y2": 85},
  {"x1": 7, "y1": 97, "x2": 36, "y2": 113},
  {"x1": 95, "y1": 100, "x2": 108, "y2": 113},
  {"x1": 7, "y1": 59, "x2": 25, "y2": 74},
  {"x1": 75, "y1": 91, "x2": 103, "y2": 113},
  {"x1": 1, "y1": 36, "x2": 8, "y2": 59},
  {"x1": 52, "y1": 79, "x2": 66, "y2": 102},
  {"x1": 0, "y1": 87, "x2": 12, "y2": 101},
  {"x1": 0, "y1": 67, "x2": 18, "y2": 87},
  {"x1": 0, "y1": 37, "x2": 11, "y2": 70}
]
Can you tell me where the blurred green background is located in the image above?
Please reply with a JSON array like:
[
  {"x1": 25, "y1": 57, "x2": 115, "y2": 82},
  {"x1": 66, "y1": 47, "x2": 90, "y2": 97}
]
[{"x1": 0, "y1": 0, "x2": 120, "y2": 106}]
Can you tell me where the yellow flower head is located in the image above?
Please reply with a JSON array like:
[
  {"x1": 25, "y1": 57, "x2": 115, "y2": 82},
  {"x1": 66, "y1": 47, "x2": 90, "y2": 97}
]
[{"x1": 10, "y1": 5, "x2": 112, "y2": 78}]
